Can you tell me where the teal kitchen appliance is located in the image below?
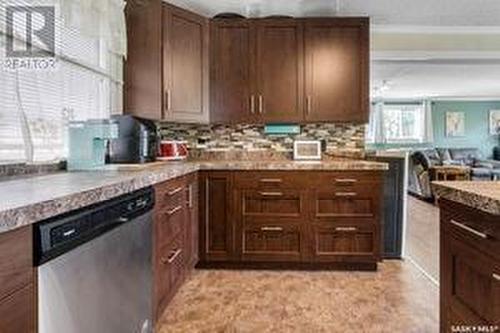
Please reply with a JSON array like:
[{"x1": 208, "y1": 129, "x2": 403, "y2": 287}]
[{"x1": 68, "y1": 119, "x2": 119, "y2": 171}]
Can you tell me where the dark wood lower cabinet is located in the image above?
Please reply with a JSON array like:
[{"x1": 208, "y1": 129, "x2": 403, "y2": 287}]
[
  {"x1": 439, "y1": 199, "x2": 500, "y2": 333},
  {"x1": 0, "y1": 226, "x2": 35, "y2": 333},
  {"x1": 0, "y1": 284, "x2": 36, "y2": 333},
  {"x1": 153, "y1": 173, "x2": 199, "y2": 322},
  {"x1": 199, "y1": 170, "x2": 383, "y2": 270},
  {"x1": 198, "y1": 171, "x2": 235, "y2": 262}
]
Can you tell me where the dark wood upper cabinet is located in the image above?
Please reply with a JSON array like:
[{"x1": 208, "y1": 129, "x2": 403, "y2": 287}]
[
  {"x1": 304, "y1": 18, "x2": 369, "y2": 123},
  {"x1": 126, "y1": 2, "x2": 369, "y2": 124},
  {"x1": 125, "y1": 1, "x2": 209, "y2": 122},
  {"x1": 255, "y1": 19, "x2": 304, "y2": 123},
  {"x1": 210, "y1": 20, "x2": 255, "y2": 123},
  {"x1": 124, "y1": 0, "x2": 163, "y2": 120},
  {"x1": 163, "y1": 5, "x2": 209, "y2": 123}
]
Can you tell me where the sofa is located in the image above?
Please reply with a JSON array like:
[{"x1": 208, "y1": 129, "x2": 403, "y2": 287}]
[{"x1": 409, "y1": 148, "x2": 500, "y2": 199}]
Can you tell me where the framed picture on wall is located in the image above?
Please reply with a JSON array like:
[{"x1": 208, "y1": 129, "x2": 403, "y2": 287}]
[
  {"x1": 445, "y1": 112, "x2": 465, "y2": 137},
  {"x1": 489, "y1": 110, "x2": 500, "y2": 135}
]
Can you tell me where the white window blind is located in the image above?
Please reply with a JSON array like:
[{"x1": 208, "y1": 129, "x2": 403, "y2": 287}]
[{"x1": 0, "y1": 0, "x2": 126, "y2": 163}]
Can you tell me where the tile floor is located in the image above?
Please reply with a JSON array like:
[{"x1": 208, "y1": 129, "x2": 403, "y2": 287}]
[{"x1": 158, "y1": 260, "x2": 439, "y2": 333}]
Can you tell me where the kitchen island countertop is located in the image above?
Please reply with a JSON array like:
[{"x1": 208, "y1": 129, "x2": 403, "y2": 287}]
[{"x1": 432, "y1": 181, "x2": 500, "y2": 216}]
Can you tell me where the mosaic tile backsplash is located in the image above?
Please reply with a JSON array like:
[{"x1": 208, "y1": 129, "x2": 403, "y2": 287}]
[{"x1": 158, "y1": 123, "x2": 367, "y2": 160}]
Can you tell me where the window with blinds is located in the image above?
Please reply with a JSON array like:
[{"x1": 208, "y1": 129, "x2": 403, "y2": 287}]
[{"x1": 0, "y1": 0, "x2": 125, "y2": 163}]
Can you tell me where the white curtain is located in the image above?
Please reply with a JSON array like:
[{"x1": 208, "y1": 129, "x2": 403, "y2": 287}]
[
  {"x1": 422, "y1": 100, "x2": 434, "y2": 143},
  {"x1": 369, "y1": 101, "x2": 386, "y2": 144}
]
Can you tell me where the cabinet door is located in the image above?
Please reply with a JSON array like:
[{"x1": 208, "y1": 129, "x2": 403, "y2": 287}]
[
  {"x1": 124, "y1": 0, "x2": 163, "y2": 120},
  {"x1": 0, "y1": 284, "x2": 35, "y2": 333},
  {"x1": 255, "y1": 19, "x2": 304, "y2": 123},
  {"x1": 199, "y1": 172, "x2": 235, "y2": 261},
  {"x1": 163, "y1": 4, "x2": 209, "y2": 123},
  {"x1": 210, "y1": 20, "x2": 256, "y2": 123},
  {"x1": 441, "y1": 233, "x2": 500, "y2": 329},
  {"x1": 304, "y1": 18, "x2": 369, "y2": 123}
]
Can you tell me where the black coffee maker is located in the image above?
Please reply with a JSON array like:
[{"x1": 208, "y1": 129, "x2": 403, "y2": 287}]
[{"x1": 107, "y1": 115, "x2": 158, "y2": 164}]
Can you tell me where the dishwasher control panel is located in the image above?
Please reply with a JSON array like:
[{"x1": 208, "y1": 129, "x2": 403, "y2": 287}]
[{"x1": 34, "y1": 187, "x2": 155, "y2": 265}]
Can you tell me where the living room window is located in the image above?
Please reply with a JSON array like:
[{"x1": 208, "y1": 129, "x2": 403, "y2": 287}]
[
  {"x1": 367, "y1": 101, "x2": 433, "y2": 144},
  {"x1": 383, "y1": 104, "x2": 424, "y2": 143}
]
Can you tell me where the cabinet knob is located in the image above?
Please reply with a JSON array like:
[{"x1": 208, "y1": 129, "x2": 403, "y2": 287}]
[
  {"x1": 306, "y1": 96, "x2": 312, "y2": 115},
  {"x1": 258, "y1": 95, "x2": 263, "y2": 114},
  {"x1": 493, "y1": 273, "x2": 500, "y2": 282}
]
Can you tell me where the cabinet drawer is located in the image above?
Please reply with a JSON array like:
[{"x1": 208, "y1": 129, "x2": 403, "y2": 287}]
[
  {"x1": 312, "y1": 224, "x2": 377, "y2": 262},
  {"x1": 156, "y1": 235, "x2": 185, "y2": 317},
  {"x1": 242, "y1": 224, "x2": 302, "y2": 261},
  {"x1": 155, "y1": 177, "x2": 188, "y2": 211},
  {"x1": 0, "y1": 283, "x2": 35, "y2": 333},
  {"x1": 156, "y1": 203, "x2": 186, "y2": 248},
  {"x1": 234, "y1": 171, "x2": 307, "y2": 189},
  {"x1": 241, "y1": 189, "x2": 303, "y2": 219},
  {"x1": 441, "y1": 199, "x2": 500, "y2": 257},
  {"x1": 313, "y1": 189, "x2": 378, "y2": 219},
  {"x1": 442, "y1": 233, "x2": 500, "y2": 326},
  {"x1": 0, "y1": 226, "x2": 33, "y2": 301},
  {"x1": 312, "y1": 172, "x2": 383, "y2": 188}
]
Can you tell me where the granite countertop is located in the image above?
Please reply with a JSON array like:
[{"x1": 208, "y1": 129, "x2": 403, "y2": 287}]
[
  {"x1": 0, "y1": 160, "x2": 387, "y2": 234},
  {"x1": 432, "y1": 181, "x2": 500, "y2": 216}
]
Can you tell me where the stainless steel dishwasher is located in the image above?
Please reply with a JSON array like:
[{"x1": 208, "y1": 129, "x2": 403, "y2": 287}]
[{"x1": 34, "y1": 187, "x2": 155, "y2": 333}]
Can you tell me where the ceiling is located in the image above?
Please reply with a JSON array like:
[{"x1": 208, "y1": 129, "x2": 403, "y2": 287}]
[
  {"x1": 372, "y1": 60, "x2": 500, "y2": 100},
  {"x1": 167, "y1": 0, "x2": 500, "y2": 26},
  {"x1": 167, "y1": 0, "x2": 500, "y2": 100}
]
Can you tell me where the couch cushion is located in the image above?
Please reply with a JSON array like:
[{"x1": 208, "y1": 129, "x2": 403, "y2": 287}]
[
  {"x1": 471, "y1": 167, "x2": 492, "y2": 178},
  {"x1": 436, "y1": 148, "x2": 451, "y2": 161},
  {"x1": 448, "y1": 148, "x2": 482, "y2": 166}
]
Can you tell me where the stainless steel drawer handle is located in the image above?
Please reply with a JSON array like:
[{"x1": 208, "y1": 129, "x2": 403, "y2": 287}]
[
  {"x1": 335, "y1": 227, "x2": 357, "y2": 232},
  {"x1": 166, "y1": 205, "x2": 182, "y2": 216},
  {"x1": 259, "y1": 178, "x2": 283, "y2": 183},
  {"x1": 261, "y1": 226, "x2": 284, "y2": 232},
  {"x1": 493, "y1": 273, "x2": 500, "y2": 281},
  {"x1": 259, "y1": 192, "x2": 283, "y2": 197},
  {"x1": 335, "y1": 192, "x2": 357, "y2": 197},
  {"x1": 162, "y1": 249, "x2": 182, "y2": 264},
  {"x1": 450, "y1": 220, "x2": 488, "y2": 239},
  {"x1": 335, "y1": 179, "x2": 358, "y2": 184},
  {"x1": 167, "y1": 187, "x2": 184, "y2": 196}
]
